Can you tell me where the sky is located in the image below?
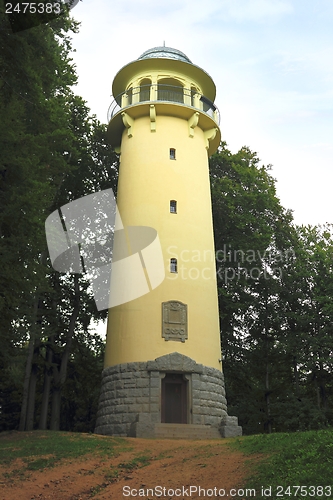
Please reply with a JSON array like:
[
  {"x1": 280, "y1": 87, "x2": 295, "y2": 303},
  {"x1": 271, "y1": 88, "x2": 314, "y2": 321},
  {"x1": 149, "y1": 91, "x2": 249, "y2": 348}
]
[{"x1": 68, "y1": 0, "x2": 333, "y2": 227}]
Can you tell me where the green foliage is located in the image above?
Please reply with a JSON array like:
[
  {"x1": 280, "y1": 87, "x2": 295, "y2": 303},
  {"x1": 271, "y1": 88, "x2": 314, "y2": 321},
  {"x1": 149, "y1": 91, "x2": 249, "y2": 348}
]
[
  {"x1": 0, "y1": 431, "x2": 130, "y2": 473},
  {"x1": 210, "y1": 143, "x2": 292, "y2": 433},
  {"x1": 59, "y1": 332, "x2": 105, "y2": 432},
  {"x1": 210, "y1": 144, "x2": 333, "y2": 435},
  {"x1": 233, "y1": 430, "x2": 333, "y2": 496},
  {"x1": 0, "y1": 4, "x2": 79, "y2": 423},
  {"x1": 0, "y1": 4, "x2": 118, "y2": 432},
  {"x1": 210, "y1": 142, "x2": 291, "y2": 353},
  {"x1": 117, "y1": 455, "x2": 151, "y2": 471}
]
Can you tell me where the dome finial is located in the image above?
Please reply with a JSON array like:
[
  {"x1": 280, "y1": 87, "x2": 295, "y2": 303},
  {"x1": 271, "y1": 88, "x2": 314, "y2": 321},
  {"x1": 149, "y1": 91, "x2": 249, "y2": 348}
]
[{"x1": 138, "y1": 46, "x2": 192, "y2": 63}]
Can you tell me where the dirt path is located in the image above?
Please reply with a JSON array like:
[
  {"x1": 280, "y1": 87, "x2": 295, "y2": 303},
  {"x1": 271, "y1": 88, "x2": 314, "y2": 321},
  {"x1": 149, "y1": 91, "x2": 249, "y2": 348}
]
[{"x1": 0, "y1": 437, "x2": 257, "y2": 500}]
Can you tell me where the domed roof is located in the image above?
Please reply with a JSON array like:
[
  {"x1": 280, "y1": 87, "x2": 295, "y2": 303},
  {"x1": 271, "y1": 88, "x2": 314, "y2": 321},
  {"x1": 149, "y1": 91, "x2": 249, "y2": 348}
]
[{"x1": 138, "y1": 46, "x2": 192, "y2": 64}]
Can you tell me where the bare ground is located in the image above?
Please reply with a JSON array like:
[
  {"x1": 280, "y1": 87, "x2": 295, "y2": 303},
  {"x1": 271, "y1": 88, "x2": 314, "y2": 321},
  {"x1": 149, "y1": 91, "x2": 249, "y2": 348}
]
[{"x1": 0, "y1": 437, "x2": 260, "y2": 500}]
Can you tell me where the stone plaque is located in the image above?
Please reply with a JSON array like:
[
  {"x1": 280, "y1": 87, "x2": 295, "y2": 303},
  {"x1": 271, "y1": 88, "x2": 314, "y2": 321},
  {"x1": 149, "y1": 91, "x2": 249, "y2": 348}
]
[{"x1": 162, "y1": 301, "x2": 188, "y2": 342}]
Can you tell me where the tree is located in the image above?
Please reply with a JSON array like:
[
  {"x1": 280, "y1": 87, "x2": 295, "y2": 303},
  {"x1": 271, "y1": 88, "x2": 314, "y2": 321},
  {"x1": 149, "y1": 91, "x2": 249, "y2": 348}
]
[
  {"x1": 210, "y1": 142, "x2": 295, "y2": 433},
  {"x1": 210, "y1": 144, "x2": 333, "y2": 433},
  {"x1": 0, "y1": 5, "x2": 79, "y2": 430},
  {"x1": 279, "y1": 225, "x2": 333, "y2": 429},
  {"x1": 39, "y1": 97, "x2": 117, "y2": 431},
  {"x1": 0, "y1": 5, "x2": 118, "y2": 431}
]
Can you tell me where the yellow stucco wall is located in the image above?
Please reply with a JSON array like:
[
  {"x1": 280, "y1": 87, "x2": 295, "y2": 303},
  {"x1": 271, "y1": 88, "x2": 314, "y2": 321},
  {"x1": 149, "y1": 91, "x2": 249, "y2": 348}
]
[{"x1": 104, "y1": 113, "x2": 222, "y2": 371}]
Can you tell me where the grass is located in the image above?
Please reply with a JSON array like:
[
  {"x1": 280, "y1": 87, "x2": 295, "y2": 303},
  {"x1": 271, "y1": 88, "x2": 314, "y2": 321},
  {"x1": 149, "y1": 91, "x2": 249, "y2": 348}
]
[
  {"x1": 2, "y1": 428, "x2": 333, "y2": 499},
  {"x1": 232, "y1": 429, "x2": 333, "y2": 499},
  {"x1": 103, "y1": 466, "x2": 119, "y2": 482},
  {"x1": 118, "y1": 454, "x2": 151, "y2": 471},
  {"x1": 90, "y1": 453, "x2": 152, "y2": 496},
  {"x1": 0, "y1": 430, "x2": 130, "y2": 475},
  {"x1": 0, "y1": 430, "x2": 152, "y2": 492}
]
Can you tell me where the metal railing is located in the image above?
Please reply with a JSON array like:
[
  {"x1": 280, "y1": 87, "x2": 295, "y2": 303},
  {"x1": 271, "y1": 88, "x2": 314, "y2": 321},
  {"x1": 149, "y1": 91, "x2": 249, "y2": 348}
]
[{"x1": 107, "y1": 84, "x2": 220, "y2": 125}]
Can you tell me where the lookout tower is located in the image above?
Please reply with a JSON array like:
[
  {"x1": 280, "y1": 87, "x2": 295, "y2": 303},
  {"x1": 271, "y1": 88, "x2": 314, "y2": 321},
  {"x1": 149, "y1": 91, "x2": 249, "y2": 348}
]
[{"x1": 95, "y1": 46, "x2": 242, "y2": 438}]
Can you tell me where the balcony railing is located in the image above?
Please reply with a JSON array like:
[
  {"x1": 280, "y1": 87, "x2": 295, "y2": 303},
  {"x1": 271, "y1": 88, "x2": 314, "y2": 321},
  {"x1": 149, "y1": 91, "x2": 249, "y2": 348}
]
[{"x1": 107, "y1": 84, "x2": 220, "y2": 125}]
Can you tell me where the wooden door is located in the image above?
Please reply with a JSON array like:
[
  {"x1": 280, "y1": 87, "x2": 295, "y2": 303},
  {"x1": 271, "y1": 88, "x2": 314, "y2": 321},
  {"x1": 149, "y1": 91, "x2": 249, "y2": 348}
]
[{"x1": 161, "y1": 373, "x2": 187, "y2": 424}]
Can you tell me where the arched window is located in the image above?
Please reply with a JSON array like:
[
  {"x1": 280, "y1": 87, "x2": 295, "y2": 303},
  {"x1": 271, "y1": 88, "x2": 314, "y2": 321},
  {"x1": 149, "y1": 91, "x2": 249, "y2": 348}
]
[
  {"x1": 139, "y1": 78, "x2": 151, "y2": 102},
  {"x1": 158, "y1": 78, "x2": 183, "y2": 103},
  {"x1": 170, "y1": 258, "x2": 177, "y2": 273},
  {"x1": 170, "y1": 200, "x2": 177, "y2": 213}
]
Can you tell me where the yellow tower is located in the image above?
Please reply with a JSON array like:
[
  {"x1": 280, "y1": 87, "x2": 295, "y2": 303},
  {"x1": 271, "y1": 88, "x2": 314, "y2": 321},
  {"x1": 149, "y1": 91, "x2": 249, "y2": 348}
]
[{"x1": 95, "y1": 47, "x2": 241, "y2": 438}]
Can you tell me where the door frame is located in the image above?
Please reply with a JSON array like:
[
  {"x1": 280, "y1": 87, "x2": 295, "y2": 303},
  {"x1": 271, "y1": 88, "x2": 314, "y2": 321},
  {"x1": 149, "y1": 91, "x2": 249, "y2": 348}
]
[{"x1": 160, "y1": 372, "x2": 192, "y2": 424}]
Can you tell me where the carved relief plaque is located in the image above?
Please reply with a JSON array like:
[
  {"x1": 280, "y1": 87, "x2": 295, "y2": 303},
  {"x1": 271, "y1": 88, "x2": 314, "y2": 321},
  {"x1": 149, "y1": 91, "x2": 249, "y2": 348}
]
[{"x1": 162, "y1": 301, "x2": 188, "y2": 343}]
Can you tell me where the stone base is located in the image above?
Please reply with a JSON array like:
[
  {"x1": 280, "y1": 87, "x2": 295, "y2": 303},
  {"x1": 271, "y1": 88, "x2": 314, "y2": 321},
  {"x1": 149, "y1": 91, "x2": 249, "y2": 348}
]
[
  {"x1": 129, "y1": 413, "x2": 155, "y2": 439},
  {"x1": 128, "y1": 414, "x2": 242, "y2": 439},
  {"x1": 94, "y1": 352, "x2": 242, "y2": 438},
  {"x1": 220, "y1": 416, "x2": 242, "y2": 438}
]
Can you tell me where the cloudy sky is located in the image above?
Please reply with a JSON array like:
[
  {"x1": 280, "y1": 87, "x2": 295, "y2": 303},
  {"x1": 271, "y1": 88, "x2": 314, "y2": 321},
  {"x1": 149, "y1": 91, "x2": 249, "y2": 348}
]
[{"x1": 69, "y1": 0, "x2": 333, "y2": 227}]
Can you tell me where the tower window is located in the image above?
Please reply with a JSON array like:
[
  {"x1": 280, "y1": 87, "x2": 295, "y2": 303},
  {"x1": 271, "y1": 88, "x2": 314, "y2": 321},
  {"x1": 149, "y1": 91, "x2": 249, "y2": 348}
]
[
  {"x1": 170, "y1": 200, "x2": 177, "y2": 213},
  {"x1": 170, "y1": 258, "x2": 177, "y2": 273},
  {"x1": 170, "y1": 148, "x2": 176, "y2": 160}
]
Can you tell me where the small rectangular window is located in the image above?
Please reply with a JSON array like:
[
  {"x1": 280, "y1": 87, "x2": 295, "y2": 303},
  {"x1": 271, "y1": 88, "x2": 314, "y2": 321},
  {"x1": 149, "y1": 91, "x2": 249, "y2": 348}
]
[
  {"x1": 170, "y1": 148, "x2": 176, "y2": 160},
  {"x1": 170, "y1": 200, "x2": 177, "y2": 213},
  {"x1": 170, "y1": 258, "x2": 177, "y2": 273}
]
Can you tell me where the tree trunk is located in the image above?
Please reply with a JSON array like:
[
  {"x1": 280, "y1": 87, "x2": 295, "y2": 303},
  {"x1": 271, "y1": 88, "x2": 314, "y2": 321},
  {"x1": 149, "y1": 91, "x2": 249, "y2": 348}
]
[
  {"x1": 19, "y1": 333, "x2": 35, "y2": 431},
  {"x1": 264, "y1": 291, "x2": 272, "y2": 434},
  {"x1": 50, "y1": 275, "x2": 80, "y2": 431},
  {"x1": 293, "y1": 355, "x2": 300, "y2": 399},
  {"x1": 50, "y1": 386, "x2": 61, "y2": 431},
  {"x1": 39, "y1": 343, "x2": 53, "y2": 430},
  {"x1": 19, "y1": 252, "x2": 47, "y2": 431},
  {"x1": 318, "y1": 357, "x2": 327, "y2": 411},
  {"x1": 265, "y1": 361, "x2": 272, "y2": 434},
  {"x1": 19, "y1": 296, "x2": 39, "y2": 431},
  {"x1": 26, "y1": 357, "x2": 39, "y2": 431}
]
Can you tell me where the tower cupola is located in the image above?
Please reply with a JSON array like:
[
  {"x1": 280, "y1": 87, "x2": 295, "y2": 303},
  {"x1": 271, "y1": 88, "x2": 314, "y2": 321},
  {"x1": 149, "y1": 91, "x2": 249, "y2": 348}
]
[{"x1": 107, "y1": 46, "x2": 221, "y2": 155}]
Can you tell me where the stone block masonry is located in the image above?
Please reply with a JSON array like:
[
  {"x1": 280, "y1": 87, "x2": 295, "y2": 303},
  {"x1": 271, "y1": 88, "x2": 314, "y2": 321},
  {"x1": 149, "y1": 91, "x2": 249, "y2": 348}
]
[{"x1": 94, "y1": 352, "x2": 242, "y2": 438}]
